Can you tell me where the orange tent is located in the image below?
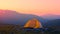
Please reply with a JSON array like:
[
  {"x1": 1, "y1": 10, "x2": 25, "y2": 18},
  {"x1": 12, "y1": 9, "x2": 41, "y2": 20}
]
[{"x1": 24, "y1": 18, "x2": 43, "y2": 28}]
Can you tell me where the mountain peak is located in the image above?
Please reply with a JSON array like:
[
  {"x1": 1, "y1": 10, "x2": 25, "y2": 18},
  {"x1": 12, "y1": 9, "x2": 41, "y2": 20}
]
[{"x1": 0, "y1": 9, "x2": 16, "y2": 13}]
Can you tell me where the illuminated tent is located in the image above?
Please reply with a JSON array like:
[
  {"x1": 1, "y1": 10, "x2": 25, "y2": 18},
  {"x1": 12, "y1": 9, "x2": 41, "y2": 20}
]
[{"x1": 24, "y1": 18, "x2": 43, "y2": 28}]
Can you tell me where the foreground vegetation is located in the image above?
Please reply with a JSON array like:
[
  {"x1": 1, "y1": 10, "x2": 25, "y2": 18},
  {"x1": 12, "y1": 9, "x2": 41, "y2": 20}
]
[{"x1": 0, "y1": 24, "x2": 60, "y2": 34}]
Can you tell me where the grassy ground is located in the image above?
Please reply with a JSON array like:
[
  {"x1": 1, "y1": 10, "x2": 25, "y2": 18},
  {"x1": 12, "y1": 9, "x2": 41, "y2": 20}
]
[{"x1": 0, "y1": 25, "x2": 60, "y2": 34}]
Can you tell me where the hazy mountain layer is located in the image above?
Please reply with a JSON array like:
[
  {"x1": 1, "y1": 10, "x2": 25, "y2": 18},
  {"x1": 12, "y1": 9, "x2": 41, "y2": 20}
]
[{"x1": 0, "y1": 10, "x2": 45, "y2": 26}]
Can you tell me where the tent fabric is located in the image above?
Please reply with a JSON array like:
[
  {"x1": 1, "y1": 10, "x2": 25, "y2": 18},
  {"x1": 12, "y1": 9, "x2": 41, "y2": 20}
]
[{"x1": 24, "y1": 18, "x2": 43, "y2": 28}]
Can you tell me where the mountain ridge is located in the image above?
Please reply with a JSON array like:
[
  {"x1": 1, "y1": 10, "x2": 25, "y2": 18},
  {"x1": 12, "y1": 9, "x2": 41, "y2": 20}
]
[
  {"x1": 0, "y1": 10, "x2": 45, "y2": 26},
  {"x1": 41, "y1": 14, "x2": 60, "y2": 20}
]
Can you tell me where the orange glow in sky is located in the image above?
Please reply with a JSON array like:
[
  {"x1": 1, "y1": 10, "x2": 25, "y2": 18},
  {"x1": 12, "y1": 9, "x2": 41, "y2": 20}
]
[{"x1": 0, "y1": 0, "x2": 60, "y2": 16}]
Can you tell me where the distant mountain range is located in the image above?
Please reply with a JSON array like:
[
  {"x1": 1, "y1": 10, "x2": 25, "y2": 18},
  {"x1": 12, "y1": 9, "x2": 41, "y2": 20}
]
[
  {"x1": 0, "y1": 10, "x2": 45, "y2": 26},
  {"x1": 41, "y1": 14, "x2": 60, "y2": 20}
]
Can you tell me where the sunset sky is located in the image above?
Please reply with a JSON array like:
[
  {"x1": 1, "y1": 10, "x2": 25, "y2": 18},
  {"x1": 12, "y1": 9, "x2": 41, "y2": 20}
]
[{"x1": 0, "y1": 0, "x2": 60, "y2": 16}]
